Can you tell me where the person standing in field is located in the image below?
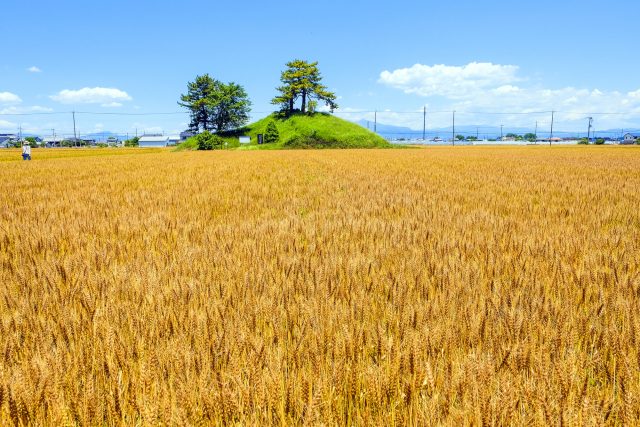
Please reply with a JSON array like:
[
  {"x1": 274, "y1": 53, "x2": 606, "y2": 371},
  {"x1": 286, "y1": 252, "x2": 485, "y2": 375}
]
[{"x1": 22, "y1": 141, "x2": 31, "y2": 161}]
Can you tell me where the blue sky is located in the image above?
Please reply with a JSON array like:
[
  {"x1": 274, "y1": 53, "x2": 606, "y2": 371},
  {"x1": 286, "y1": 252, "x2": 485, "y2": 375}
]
[{"x1": 2, "y1": 0, "x2": 640, "y2": 137}]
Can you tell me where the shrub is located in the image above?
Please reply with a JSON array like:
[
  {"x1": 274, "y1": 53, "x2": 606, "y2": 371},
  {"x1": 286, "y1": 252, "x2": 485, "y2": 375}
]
[
  {"x1": 264, "y1": 121, "x2": 280, "y2": 144},
  {"x1": 594, "y1": 138, "x2": 605, "y2": 145},
  {"x1": 577, "y1": 138, "x2": 589, "y2": 145},
  {"x1": 124, "y1": 137, "x2": 140, "y2": 147},
  {"x1": 196, "y1": 131, "x2": 224, "y2": 150}
]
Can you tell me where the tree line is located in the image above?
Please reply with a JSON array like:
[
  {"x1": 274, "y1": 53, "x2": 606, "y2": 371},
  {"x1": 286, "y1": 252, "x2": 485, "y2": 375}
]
[{"x1": 179, "y1": 60, "x2": 337, "y2": 133}]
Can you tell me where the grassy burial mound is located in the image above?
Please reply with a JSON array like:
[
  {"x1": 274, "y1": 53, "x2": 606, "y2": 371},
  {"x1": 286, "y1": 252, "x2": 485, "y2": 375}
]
[{"x1": 179, "y1": 113, "x2": 391, "y2": 150}]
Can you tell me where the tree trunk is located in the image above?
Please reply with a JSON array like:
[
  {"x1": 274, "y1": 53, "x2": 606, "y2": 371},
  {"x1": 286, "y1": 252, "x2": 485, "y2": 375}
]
[
  {"x1": 301, "y1": 90, "x2": 306, "y2": 113},
  {"x1": 289, "y1": 97, "x2": 294, "y2": 115}
]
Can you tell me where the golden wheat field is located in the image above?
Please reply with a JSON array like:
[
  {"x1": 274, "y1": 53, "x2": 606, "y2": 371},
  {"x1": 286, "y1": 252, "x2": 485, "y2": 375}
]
[{"x1": 1, "y1": 146, "x2": 639, "y2": 425}]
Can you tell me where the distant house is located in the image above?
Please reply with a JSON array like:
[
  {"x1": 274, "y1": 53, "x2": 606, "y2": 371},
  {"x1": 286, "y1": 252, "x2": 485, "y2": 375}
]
[
  {"x1": 180, "y1": 130, "x2": 195, "y2": 141},
  {"x1": 622, "y1": 133, "x2": 640, "y2": 144},
  {"x1": 43, "y1": 137, "x2": 64, "y2": 147},
  {"x1": 139, "y1": 135, "x2": 170, "y2": 147},
  {"x1": 0, "y1": 133, "x2": 18, "y2": 148},
  {"x1": 168, "y1": 135, "x2": 181, "y2": 146}
]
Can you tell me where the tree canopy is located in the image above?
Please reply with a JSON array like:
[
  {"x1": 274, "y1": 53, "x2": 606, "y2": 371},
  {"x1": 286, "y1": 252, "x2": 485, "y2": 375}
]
[
  {"x1": 271, "y1": 60, "x2": 338, "y2": 115},
  {"x1": 179, "y1": 74, "x2": 251, "y2": 133}
]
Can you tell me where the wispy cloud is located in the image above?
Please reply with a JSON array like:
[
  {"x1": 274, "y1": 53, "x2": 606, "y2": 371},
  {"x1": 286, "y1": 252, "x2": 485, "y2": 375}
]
[
  {"x1": 0, "y1": 119, "x2": 16, "y2": 129},
  {"x1": 0, "y1": 92, "x2": 22, "y2": 104},
  {"x1": 27, "y1": 66, "x2": 42, "y2": 73},
  {"x1": 50, "y1": 87, "x2": 132, "y2": 104},
  {"x1": 0, "y1": 105, "x2": 53, "y2": 114},
  {"x1": 101, "y1": 102, "x2": 123, "y2": 108}
]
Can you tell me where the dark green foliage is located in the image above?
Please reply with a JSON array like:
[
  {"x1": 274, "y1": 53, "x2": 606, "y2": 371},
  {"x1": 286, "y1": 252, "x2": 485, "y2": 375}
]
[
  {"x1": 264, "y1": 121, "x2": 280, "y2": 144},
  {"x1": 195, "y1": 131, "x2": 225, "y2": 150},
  {"x1": 594, "y1": 138, "x2": 605, "y2": 145},
  {"x1": 455, "y1": 134, "x2": 465, "y2": 141},
  {"x1": 577, "y1": 138, "x2": 590, "y2": 145},
  {"x1": 179, "y1": 74, "x2": 251, "y2": 133},
  {"x1": 524, "y1": 133, "x2": 537, "y2": 142},
  {"x1": 271, "y1": 60, "x2": 338, "y2": 115},
  {"x1": 179, "y1": 74, "x2": 216, "y2": 132},
  {"x1": 124, "y1": 137, "x2": 140, "y2": 147},
  {"x1": 211, "y1": 82, "x2": 251, "y2": 133}
]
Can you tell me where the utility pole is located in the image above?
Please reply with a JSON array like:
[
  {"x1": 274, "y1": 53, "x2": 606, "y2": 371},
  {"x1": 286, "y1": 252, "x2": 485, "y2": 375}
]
[
  {"x1": 72, "y1": 111, "x2": 77, "y2": 147},
  {"x1": 374, "y1": 111, "x2": 377, "y2": 133},
  {"x1": 500, "y1": 124, "x2": 504, "y2": 141},
  {"x1": 534, "y1": 121, "x2": 538, "y2": 144},
  {"x1": 18, "y1": 124, "x2": 22, "y2": 141},
  {"x1": 549, "y1": 110, "x2": 555, "y2": 146},
  {"x1": 452, "y1": 110, "x2": 455, "y2": 146},
  {"x1": 586, "y1": 117, "x2": 593, "y2": 142},
  {"x1": 476, "y1": 127, "x2": 479, "y2": 139},
  {"x1": 422, "y1": 106, "x2": 426, "y2": 141}
]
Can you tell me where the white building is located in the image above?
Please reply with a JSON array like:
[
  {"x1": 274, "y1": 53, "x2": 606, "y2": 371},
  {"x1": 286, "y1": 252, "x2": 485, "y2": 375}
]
[
  {"x1": 622, "y1": 133, "x2": 639, "y2": 144},
  {"x1": 138, "y1": 135, "x2": 170, "y2": 147}
]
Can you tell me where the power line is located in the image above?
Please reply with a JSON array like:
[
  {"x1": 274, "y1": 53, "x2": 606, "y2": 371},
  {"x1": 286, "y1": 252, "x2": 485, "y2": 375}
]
[{"x1": 2, "y1": 108, "x2": 640, "y2": 117}]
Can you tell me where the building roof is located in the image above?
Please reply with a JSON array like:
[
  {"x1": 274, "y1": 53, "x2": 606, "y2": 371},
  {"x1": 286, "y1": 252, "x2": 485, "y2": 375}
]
[
  {"x1": 139, "y1": 136, "x2": 170, "y2": 142},
  {"x1": 623, "y1": 132, "x2": 640, "y2": 138}
]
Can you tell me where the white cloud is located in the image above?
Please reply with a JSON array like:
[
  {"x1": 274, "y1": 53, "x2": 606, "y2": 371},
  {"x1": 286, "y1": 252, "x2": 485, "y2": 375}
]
[
  {"x1": 27, "y1": 66, "x2": 42, "y2": 73},
  {"x1": 0, "y1": 92, "x2": 22, "y2": 104},
  {"x1": 377, "y1": 62, "x2": 640, "y2": 130},
  {"x1": 0, "y1": 119, "x2": 16, "y2": 129},
  {"x1": 379, "y1": 62, "x2": 520, "y2": 99},
  {"x1": 131, "y1": 123, "x2": 164, "y2": 134},
  {"x1": 101, "y1": 102, "x2": 123, "y2": 108},
  {"x1": 0, "y1": 105, "x2": 53, "y2": 114},
  {"x1": 50, "y1": 87, "x2": 132, "y2": 104}
]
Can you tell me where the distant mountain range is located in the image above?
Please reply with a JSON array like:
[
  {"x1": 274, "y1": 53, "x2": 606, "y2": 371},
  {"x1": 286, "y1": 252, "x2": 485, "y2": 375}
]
[{"x1": 355, "y1": 119, "x2": 637, "y2": 140}]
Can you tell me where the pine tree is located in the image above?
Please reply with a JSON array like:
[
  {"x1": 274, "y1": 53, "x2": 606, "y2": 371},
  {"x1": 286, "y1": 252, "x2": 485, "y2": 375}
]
[
  {"x1": 179, "y1": 75, "x2": 252, "y2": 133},
  {"x1": 178, "y1": 74, "x2": 218, "y2": 132},
  {"x1": 271, "y1": 60, "x2": 338, "y2": 115}
]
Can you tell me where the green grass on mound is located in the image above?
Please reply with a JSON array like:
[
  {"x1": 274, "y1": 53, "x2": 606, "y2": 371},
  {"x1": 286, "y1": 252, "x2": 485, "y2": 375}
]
[{"x1": 177, "y1": 112, "x2": 391, "y2": 150}]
